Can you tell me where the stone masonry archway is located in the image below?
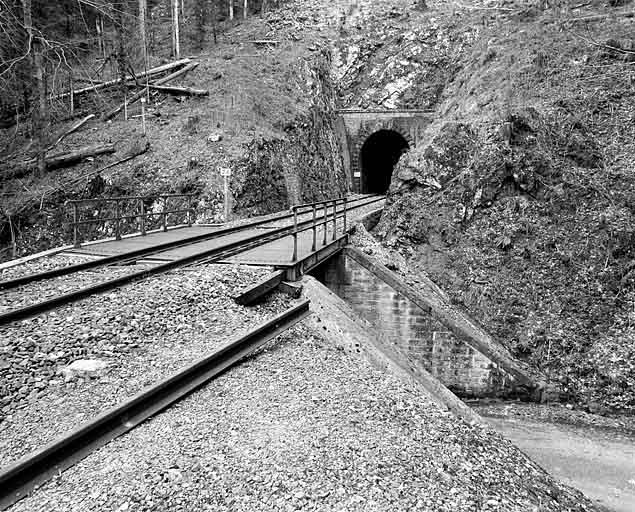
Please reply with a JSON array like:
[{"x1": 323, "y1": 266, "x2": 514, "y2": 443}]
[
  {"x1": 360, "y1": 129, "x2": 409, "y2": 194},
  {"x1": 337, "y1": 109, "x2": 432, "y2": 193}
]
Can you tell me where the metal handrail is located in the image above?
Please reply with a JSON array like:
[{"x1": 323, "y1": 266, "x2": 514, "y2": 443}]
[
  {"x1": 67, "y1": 194, "x2": 196, "y2": 247},
  {"x1": 291, "y1": 197, "x2": 348, "y2": 262}
]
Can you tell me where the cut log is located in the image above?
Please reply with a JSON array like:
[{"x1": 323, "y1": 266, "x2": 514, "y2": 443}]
[
  {"x1": 568, "y1": 10, "x2": 634, "y2": 23},
  {"x1": 104, "y1": 61, "x2": 199, "y2": 120},
  {"x1": 147, "y1": 84, "x2": 209, "y2": 96},
  {"x1": 6, "y1": 144, "x2": 116, "y2": 179},
  {"x1": 7, "y1": 141, "x2": 150, "y2": 219},
  {"x1": 42, "y1": 144, "x2": 116, "y2": 170},
  {"x1": 54, "y1": 59, "x2": 192, "y2": 100},
  {"x1": 48, "y1": 114, "x2": 95, "y2": 152}
]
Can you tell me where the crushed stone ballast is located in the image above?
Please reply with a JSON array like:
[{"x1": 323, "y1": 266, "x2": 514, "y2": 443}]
[
  {"x1": 0, "y1": 195, "x2": 384, "y2": 326},
  {"x1": 0, "y1": 300, "x2": 310, "y2": 511}
]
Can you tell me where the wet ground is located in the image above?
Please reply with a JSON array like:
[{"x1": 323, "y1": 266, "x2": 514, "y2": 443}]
[{"x1": 478, "y1": 405, "x2": 635, "y2": 512}]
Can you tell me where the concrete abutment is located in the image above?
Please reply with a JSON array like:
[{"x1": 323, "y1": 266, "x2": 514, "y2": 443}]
[{"x1": 308, "y1": 246, "x2": 541, "y2": 401}]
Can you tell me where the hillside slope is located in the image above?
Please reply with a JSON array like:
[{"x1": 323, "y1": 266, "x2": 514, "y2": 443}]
[
  {"x1": 335, "y1": 0, "x2": 635, "y2": 412},
  {"x1": 0, "y1": 1, "x2": 349, "y2": 258}
]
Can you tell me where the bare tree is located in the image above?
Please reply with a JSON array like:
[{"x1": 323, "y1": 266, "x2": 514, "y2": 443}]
[
  {"x1": 21, "y1": 0, "x2": 48, "y2": 175},
  {"x1": 139, "y1": 0, "x2": 147, "y2": 67},
  {"x1": 172, "y1": 0, "x2": 181, "y2": 58}
]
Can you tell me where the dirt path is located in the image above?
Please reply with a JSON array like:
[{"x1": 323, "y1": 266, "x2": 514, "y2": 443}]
[{"x1": 484, "y1": 415, "x2": 635, "y2": 512}]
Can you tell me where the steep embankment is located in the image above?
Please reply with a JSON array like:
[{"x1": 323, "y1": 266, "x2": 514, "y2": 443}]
[
  {"x1": 0, "y1": 1, "x2": 348, "y2": 259},
  {"x1": 338, "y1": 0, "x2": 635, "y2": 412}
]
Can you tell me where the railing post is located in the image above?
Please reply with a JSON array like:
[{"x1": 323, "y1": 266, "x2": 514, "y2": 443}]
[
  {"x1": 322, "y1": 202, "x2": 328, "y2": 246},
  {"x1": 187, "y1": 195, "x2": 193, "y2": 227},
  {"x1": 343, "y1": 197, "x2": 348, "y2": 233},
  {"x1": 332, "y1": 200, "x2": 337, "y2": 241},
  {"x1": 311, "y1": 205, "x2": 317, "y2": 252},
  {"x1": 72, "y1": 202, "x2": 80, "y2": 248},
  {"x1": 115, "y1": 199, "x2": 121, "y2": 241},
  {"x1": 139, "y1": 199, "x2": 146, "y2": 236},
  {"x1": 292, "y1": 206, "x2": 298, "y2": 262},
  {"x1": 162, "y1": 196, "x2": 168, "y2": 232}
]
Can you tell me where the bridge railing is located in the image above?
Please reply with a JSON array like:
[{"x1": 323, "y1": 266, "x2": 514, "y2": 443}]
[
  {"x1": 290, "y1": 198, "x2": 348, "y2": 261},
  {"x1": 67, "y1": 194, "x2": 196, "y2": 248}
]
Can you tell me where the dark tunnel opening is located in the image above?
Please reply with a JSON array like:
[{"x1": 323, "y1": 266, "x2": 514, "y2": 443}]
[{"x1": 360, "y1": 130, "x2": 409, "y2": 194}]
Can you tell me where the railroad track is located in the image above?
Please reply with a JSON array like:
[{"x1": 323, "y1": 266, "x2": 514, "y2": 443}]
[
  {"x1": 0, "y1": 300, "x2": 311, "y2": 510},
  {"x1": 0, "y1": 194, "x2": 386, "y2": 509},
  {"x1": 0, "y1": 195, "x2": 384, "y2": 326}
]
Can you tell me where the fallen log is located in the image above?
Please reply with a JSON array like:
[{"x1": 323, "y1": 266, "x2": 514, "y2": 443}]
[
  {"x1": 147, "y1": 84, "x2": 209, "y2": 96},
  {"x1": 104, "y1": 61, "x2": 200, "y2": 120},
  {"x1": 48, "y1": 114, "x2": 95, "y2": 152},
  {"x1": 6, "y1": 144, "x2": 116, "y2": 179},
  {"x1": 567, "y1": 10, "x2": 634, "y2": 23},
  {"x1": 7, "y1": 140, "x2": 150, "y2": 219},
  {"x1": 54, "y1": 59, "x2": 192, "y2": 100},
  {"x1": 45, "y1": 144, "x2": 116, "y2": 170}
]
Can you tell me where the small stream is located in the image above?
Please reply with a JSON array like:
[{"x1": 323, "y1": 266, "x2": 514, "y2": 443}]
[{"x1": 476, "y1": 406, "x2": 635, "y2": 512}]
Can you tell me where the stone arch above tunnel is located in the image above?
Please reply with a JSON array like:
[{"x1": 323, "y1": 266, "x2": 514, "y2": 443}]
[
  {"x1": 356, "y1": 127, "x2": 411, "y2": 194},
  {"x1": 336, "y1": 110, "x2": 432, "y2": 193}
]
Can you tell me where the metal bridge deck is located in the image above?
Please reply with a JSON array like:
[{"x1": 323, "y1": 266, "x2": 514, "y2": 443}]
[
  {"x1": 65, "y1": 199, "x2": 382, "y2": 266},
  {"x1": 221, "y1": 202, "x2": 382, "y2": 268},
  {"x1": 66, "y1": 226, "x2": 222, "y2": 258}
]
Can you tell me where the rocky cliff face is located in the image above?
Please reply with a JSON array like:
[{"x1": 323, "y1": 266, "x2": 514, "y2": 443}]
[
  {"x1": 335, "y1": 0, "x2": 635, "y2": 412},
  {"x1": 233, "y1": 50, "x2": 348, "y2": 216}
]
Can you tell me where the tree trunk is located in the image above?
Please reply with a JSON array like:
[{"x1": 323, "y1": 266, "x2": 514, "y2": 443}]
[
  {"x1": 172, "y1": 0, "x2": 181, "y2": 59},
  {"x1": 96, "y1": 15, "x2": 106, "y2": 59},
  {"x1": 244, "y1": 0, "x2": 247, "y2": 19},
  {"x1": 197, "y1": 0, "x2": 206, "y2": 48},
  {"x1": 229, "y1": 0, "x2": 234, "y2": 20},
  {"x1": 104, "y1": 61, "x2": 199, "y2": 119},
  {"x1": 115, "y1": 1, "x2": 127, "y2": 99},
  {"x1": 211, "y1": 0, "x2": 218, "y2": 44},
  {"x1": 261, "y1": 0, "x2": 268, "y2": 16},
  {"x1": 54, "y1": 59, "x2": 192, "y2": 100},
  {"x1": 44, "y1": 144, "x2": 116, "y2": 170},
  {"x1": 139, "y1": 0, "x2": 147, "y2": 66},
  {"x1": 7, "y1": 144, "x2": 117, "y2": 178},
  {"x1": 34, "y1": 40, "x2": 48, "y2": 177},
  {"x1": 146, "y1": 84, "x2": 208, "y2": 95},
  {"x1": 22, "y1": 0, "x2": 47, "y2": 177}
]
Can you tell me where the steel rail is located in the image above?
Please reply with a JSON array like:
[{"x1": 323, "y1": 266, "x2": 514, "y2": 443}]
[
  {"x1": 0, "y1": 195, "x2": 383, "y2": 292},
  {"x1": 0, "y1": 195, "x2": 385, "y2": 326},
  {"x1": 0, "y1": 300, "x2": 311, "y2": 511}
]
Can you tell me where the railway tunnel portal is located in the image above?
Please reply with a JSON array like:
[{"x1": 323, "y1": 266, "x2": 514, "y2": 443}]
[{"x1": 336, "y1": 109, "x2": 434, "y2": 193}]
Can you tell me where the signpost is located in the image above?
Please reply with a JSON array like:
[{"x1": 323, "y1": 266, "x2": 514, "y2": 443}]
[{"x1": 219, "y1": 167, "x2": 232, "y2": 221}]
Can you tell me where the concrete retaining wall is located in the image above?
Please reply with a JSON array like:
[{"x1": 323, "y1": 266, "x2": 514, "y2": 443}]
[
  {"x1": 312, "y1": 247, "x2": 543, "y2": 399},
  {"x1": 302, "y1": 276, "x2": 482, "y2": 424}
]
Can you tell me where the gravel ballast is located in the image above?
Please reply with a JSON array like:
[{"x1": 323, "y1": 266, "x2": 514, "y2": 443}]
[
  {"x1": 7, "y1": 323, "x2": 599, "y2": 512},
  {"x1": 0, "y1": 261, "x2": 287, "y2": 465}
]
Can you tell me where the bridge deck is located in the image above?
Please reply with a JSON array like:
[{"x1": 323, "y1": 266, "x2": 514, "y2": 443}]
[
  {"x1": 65, "y1": 200, "x2": 382, "y2": 267},
  {"x1": 221, "y1": 203, "x2": 381, "y2": 268},
  {"x1": 66, "y1": 226, "x2": 222, "y2": 258}
]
